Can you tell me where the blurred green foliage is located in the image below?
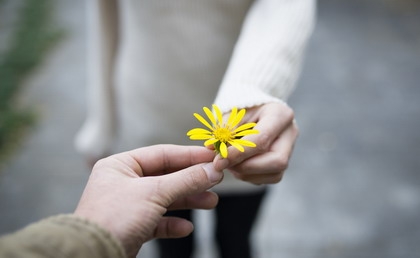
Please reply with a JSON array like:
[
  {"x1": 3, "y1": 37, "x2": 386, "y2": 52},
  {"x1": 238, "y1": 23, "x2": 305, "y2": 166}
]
[{"x1": 0, "y1": 0, "x2": 63, "y2": 162}]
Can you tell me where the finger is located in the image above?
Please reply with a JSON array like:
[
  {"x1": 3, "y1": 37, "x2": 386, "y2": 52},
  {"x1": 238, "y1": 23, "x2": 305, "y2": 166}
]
[
  {"x1": 247, "y1": 103, "x2": 295, "y2": 149},
  {"x1": 153, "y1": 217, "x2": 194, "y2": 239},
  {"x1": 156, "y1": 162, "x2": 223, "y2": 206},
  {"x1": 167, "y1": 191, "x2": 219, "y2": 210},
  {"x1": 229, "y1": 122, "x2": 299, "y2": 176},
  {"x1": 215, "y1": 103, "x2": 295, "y2": 171},
  {"x1": 229, "y1": 170, "x2": 284, "y2": 185},
  {"x1": 226, "y1": 122, "x2": 298, "y2": 185},
  {"x1": 125, "y1": 145, "x2": 216, "y2": 176},
  {"x1": 229, "y1": 151, "x2": 288, "y2": 176}
]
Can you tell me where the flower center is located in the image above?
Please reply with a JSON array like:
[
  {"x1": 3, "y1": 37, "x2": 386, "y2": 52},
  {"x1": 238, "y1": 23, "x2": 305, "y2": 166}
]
[{"x1": 214, "y1": 127, "x2": 233, "y2": 143}]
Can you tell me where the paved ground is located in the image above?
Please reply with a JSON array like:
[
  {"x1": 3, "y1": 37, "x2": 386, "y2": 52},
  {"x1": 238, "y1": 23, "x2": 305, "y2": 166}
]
[{"x1": 1, "y1": 0, "x2": 419, "y2": 257}]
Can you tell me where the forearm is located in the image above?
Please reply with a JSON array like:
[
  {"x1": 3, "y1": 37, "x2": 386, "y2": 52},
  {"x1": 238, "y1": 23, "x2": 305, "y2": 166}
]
[{"x1": 214, "y1": 0, "x2": 316, "y2": 112}]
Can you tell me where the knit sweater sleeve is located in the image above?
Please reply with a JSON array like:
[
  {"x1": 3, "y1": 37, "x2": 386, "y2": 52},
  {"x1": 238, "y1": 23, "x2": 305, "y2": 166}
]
[
  {"x1": 74, "y1": 0, "x2": 119, "y2": 158},
  {"x1": 214, "y1": 0, "x2": 316, "y2": 112},
  {"x1": 0, "y1": 215, "x2": 126, "y2": 258}
]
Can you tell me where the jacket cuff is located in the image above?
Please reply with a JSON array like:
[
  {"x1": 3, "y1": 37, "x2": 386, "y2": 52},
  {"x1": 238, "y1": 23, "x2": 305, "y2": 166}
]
[{"x1": 0, "y1": 214, "x2": 126, "y2": 258}]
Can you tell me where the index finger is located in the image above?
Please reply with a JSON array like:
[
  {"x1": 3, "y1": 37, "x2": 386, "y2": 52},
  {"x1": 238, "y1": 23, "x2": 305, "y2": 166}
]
[{"x1": 127, "y1": 144, "x2": 216, "y2": 176}]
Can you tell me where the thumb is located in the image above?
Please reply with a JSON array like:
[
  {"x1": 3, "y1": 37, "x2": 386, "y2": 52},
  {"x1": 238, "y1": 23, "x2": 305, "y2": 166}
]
[{"x1": 158, "y1": 162, "x2": 223, "y2": 204}]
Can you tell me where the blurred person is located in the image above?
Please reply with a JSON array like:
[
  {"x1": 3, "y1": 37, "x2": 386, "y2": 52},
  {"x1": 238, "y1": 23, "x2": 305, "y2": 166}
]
[
  {"x1": 0, "y1": 145, "x2": 224, "y2": 258},
  {"x1": 75, "y1": 0, "x2": 315, "y2": 257}
]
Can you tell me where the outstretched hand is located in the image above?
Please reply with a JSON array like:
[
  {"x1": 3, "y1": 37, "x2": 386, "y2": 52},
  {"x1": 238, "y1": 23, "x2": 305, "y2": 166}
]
[
  {"x1": 75, "y1": 145, "x2": 223, "y2": 258},
  {"x1": 214, "y1": 102, "x2": 298, "y2": 185}
]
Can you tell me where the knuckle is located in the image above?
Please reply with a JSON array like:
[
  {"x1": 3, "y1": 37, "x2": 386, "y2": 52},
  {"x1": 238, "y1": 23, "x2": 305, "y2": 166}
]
[
  {"x1": 294, "y1": 125, "x2": 300, "y2": 137},
  {"x1": 185, "y1": 169, "x2": 202, "y2": 192},
  {"x1": 283, "y1": 106, "x2": 295, "y2": 122},
  {"x1": 255, "y1": 132, "x2": 271, "y2": 153},
  {"x1": 93, "y1": 157, "x2": 107, "y2": 167},
  {"x1": 92, "y1": 157, "x2": 110, "y2": 172},
  {"x1": 271, "y1": 173, "x2": 283, "y2": 184},
  {"x1": 274, "y1": 102, "x2": 294, "y2": 123},
  {"x1": 273, "y1": 155, "x2": 289, "y2": 171}
]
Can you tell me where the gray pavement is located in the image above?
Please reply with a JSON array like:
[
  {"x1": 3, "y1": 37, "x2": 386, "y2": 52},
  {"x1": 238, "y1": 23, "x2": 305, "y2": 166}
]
[{"x1": 1, "y1": 0, "x2": 420, "y2": 257}]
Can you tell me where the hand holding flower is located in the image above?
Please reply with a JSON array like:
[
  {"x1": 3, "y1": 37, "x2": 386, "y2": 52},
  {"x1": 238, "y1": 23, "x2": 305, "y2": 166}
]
[{"x1": 214, "y1": 102, "x2": 299, "y2": 185}]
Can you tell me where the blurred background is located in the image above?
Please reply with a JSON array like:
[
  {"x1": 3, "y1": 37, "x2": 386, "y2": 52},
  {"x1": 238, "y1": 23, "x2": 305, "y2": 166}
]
[{"x1": 0, "y1": 0, "x2": 419, "y2": 257}]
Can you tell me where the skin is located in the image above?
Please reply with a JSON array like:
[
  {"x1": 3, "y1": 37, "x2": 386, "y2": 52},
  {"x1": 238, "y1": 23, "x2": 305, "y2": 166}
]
[
  {"x1": 75, "y1": 103, "x2": 298, "y2": 256},
  {"x1": 214, "y1": 102, "x2": 299, "y2": 185},
  {"x1": 74, "y1": 145, "x2": 223, "y2": 258},
  {"x1": 86, "y1": 102, "x2": 298, "y2": 186}
]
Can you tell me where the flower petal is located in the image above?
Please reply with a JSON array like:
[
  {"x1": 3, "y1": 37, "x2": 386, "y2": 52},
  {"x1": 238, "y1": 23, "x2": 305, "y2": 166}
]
[
  {"x1": 193, "y1": 113, "x2": 213, "y2": 130},
  {"x1": 203, "y1": 107, "x2": 217, "y2": 126},
  {"x1": 235, "y1": 129, "x2": 259, "y2": 137},
  {"x1": 187, "y1": 128, "x2": 212, "y2": 136},
  {"x1": 204, "y1": 138, "x2": 218, "y2": 146},
  {"x1": 189, "y1": 134, "x2": 213, "y2": 140},
  {"x1": 234, "y1": 122, "x2": 257, "y2": 133},
  {"x1": 229, "y1": 141, "x2": 245, "y2": 152},
  {"x1": 213, "y1": 104, "x2": 224, "y2": 127},
  {"x1": 219, "y1": 142, "x2": 228, "y2": 158},
  {"x1": 227, "y1": 107, "x2": 238, "y2": 129},
  {"x1": 230, "y1": 108, "x2": 246, "y2": 128},
  {"x1": 232, "y1": 139, "x2": 256, "y2": 147}
]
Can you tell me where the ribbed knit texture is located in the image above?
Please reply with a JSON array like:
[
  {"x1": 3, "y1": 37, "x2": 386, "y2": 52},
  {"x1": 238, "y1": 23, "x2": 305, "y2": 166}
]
[
  {"x1": 214, "y1": 0, "x2": 316, "y2": 112},
  {"x1": 75, "y1": 0, "x2": 315, "y2": 193}
]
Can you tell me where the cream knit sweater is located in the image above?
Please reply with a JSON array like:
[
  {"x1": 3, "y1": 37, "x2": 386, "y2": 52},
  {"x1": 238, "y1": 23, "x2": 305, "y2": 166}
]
[{"x1": 76, "y1": 0, "x2": 315, "y2": 193}]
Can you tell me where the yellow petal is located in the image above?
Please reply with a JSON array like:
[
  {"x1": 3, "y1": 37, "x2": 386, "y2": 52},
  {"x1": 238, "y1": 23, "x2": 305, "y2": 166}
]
[
  {"x1": 219, "y1": 142, "x2": 228, "y2": 158},
  {"x1": 204, "y1": 138, "x2": 218, "y2": 146},
  {"x1": 229, "y1": 141, "x2": 245, "y2": 152},
  {"x1": 189, "y1": 134, "x2": 213, "y2": 140},
  {"x1": 234, "y1": 122, "x2": 257, "y2": 133},
  {"x1": 203, "y1": 106, "x2": 217, "y2": 126},
  {"x1": 232, "y1": 139, "x2": 256, "y2": 147},
  {"x1": 230, "y1": 108, "x2": 246, "y2": 128},
  {"x1": 193, "y1": 113, "x2": 213, "y2": 131},
  {"x1": 235, "y1": 129, "x2": 259, "y2": 137},
  {"x1": 213, "y1": 104, "x2": 224, "y2": 127},
  {"x1": 227, "y1": 107, "x2": 238, "y2": 129},
  {"x1": 187, "y1": 128, "x2": 212, "y2": 136}
]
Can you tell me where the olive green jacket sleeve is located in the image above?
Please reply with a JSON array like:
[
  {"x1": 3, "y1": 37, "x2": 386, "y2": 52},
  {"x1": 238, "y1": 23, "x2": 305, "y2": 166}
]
[{"x1": 0, "y1": 214, "x2": 126, "y2": 258}]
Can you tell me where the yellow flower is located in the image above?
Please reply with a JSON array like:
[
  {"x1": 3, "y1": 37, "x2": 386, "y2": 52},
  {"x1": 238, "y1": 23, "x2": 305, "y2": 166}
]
[{"x1": 187, "y1": 104, "x2": 259, "y2": 158}]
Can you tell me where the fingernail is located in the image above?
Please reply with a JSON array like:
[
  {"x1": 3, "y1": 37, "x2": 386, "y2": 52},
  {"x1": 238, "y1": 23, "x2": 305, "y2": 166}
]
[{"x1": 202, "y1": 163, "x2": 223, "y2": 184}]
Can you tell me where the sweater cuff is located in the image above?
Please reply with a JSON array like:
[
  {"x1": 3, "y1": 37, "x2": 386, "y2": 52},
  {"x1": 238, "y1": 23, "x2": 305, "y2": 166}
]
[{"x1": 214, "y1": 84, "x2": 286, "y2": 113}]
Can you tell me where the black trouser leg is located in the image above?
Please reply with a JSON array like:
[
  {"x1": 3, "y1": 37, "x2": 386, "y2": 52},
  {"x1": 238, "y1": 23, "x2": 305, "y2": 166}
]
[
  {"x1": 215, "y1": 190, "x2": 267, "y2": 258},
  {"x1": 156, "y1": 209, "x2": 194, "y2": 258}
]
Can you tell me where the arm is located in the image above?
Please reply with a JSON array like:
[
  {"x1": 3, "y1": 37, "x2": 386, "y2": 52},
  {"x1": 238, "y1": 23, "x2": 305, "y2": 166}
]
[
  {"x1": 214, "y1": 0, "x2": 316, "y2": 111},
  {"x1": 213, "y1": 0, "x2": 316, "y2": 183},
  {"x1": 0, "y1": 145, "x2": 223, "y2": 258},
  {"x1": 0, "y1": 215, "x2": 126, "y2": 258},
  {"x1": 75, "y1": 0, "x2": 119, "y2": 162},
  {"x1": 74, "y1": 145, "x2": 222, "y2": 257}
]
